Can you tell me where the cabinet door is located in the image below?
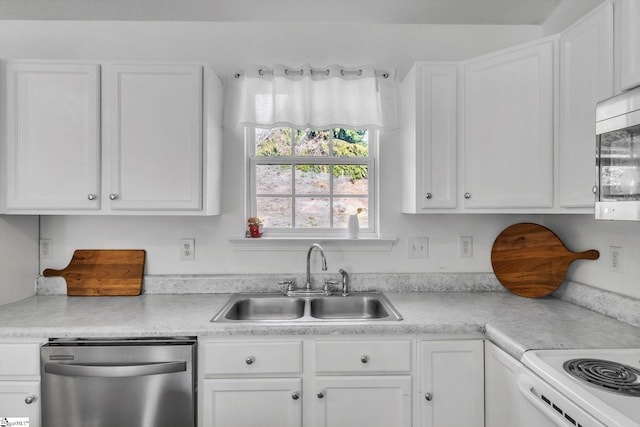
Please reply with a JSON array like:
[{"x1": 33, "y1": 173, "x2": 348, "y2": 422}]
[
  {"x1": 106, "y1": 64, "x2": 203, "y2": 211},
  {"x1": 201, "y1": 378, "x2": 301, "y2": 427},
  {"x1": 462, "y1": 39, "x2": 554, "y2": 209},
  {"x1": 313, "y1": 376, "x2": 411, "y2": 427},
  {"x1": 615, "y1": 0, "x2": 640, "y2": 91},
  {"x1": 419, "y1": 340, "x2": 484, "y2": 427},
  {"x1": 0, "y1": 381, "x2": 40, "y2": 426},
  {"x1": 559, "y1": 3, "x2": 613, "y2": 208},
  {"x1": 5, "y1": 62, "x2": 101, "y2": 210},
  {"x1": 402, "y1": 63, "x2": 457, "y2": 212}
]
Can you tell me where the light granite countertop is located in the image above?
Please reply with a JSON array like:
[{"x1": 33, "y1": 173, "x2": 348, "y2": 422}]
[{"x1": 1, "y1": 291, "x2": 639, "y2": 361}]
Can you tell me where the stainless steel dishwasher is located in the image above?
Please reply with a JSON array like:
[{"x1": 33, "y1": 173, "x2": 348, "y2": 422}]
[{"x1": 41, "y1": 337, "x2": 196, "y2": 427}]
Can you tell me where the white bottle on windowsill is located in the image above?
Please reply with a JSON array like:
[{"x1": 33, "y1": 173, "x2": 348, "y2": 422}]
[{"x1": 347, "y1": 214, "x2": 359, "y2": 239}]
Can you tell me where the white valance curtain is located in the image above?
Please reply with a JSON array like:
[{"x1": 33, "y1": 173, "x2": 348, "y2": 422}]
[{"x1": 224, "y1": 64, "x2": 398, "y2": 130}]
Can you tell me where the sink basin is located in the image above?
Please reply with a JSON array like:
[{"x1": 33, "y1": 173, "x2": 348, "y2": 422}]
[
  {"x1": 217, "y1": 296, "x2": 305, "y2": 321},
  {"x1": 211, "y1": 292, "x2": 402, "y2": 323},
  {"x1": 309, "y1": 295, "x2": 391, "y2": 319}
]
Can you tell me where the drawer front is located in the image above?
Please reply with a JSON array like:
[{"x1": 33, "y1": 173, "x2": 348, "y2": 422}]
[
  {"x1": 0, "y1": 344, "x2": 41, "y2": 377},
  {"x1": 202, "y1": 341, "x2": 303, "y2": 375},
  {"x1": 314, "y1": 339, "x2": 412, "y2": 373}
]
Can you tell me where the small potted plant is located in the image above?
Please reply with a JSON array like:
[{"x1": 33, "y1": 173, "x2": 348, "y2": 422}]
[{"x1": 247, "y1": 217, "x2": 263, "y2": 238}]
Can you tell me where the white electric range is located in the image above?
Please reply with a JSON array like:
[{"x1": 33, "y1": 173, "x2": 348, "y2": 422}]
[{"x1": 521, "y1": 348, "x2": 640, "y2": 427}]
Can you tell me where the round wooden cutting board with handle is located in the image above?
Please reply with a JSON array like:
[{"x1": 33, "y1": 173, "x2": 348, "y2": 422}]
[{"x1": 491, "y1": 223, "x2": 599, "y2": 298}]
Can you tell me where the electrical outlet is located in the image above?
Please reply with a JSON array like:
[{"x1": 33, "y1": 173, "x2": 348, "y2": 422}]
[
  {"x1": 408, "y1": 237, "x2": 428, "y2": 258},
  {"x1": 180, "y1": 238, "x2": 195, "y2": 261},
  {"x1": 609, "y1": 246, "x2": 623, "y2": 272},
  {"x1": 40, "y1": 238, "x2": 52, "y2": 259},
  {"x1": 459, "y1": 236, "x2": 473, "y2": 258}
]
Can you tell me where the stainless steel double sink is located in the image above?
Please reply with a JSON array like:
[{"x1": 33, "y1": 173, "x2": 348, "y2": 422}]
[{"x1": 211, "y1": 292, "x2": 403, "y2": 323}]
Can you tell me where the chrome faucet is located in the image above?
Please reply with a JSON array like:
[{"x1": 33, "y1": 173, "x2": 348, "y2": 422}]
[{"x1": 305, "y1": 243, "x2": 327, "y2": 291}]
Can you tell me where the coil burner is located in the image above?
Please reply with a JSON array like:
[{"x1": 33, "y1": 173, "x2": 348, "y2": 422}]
[{"x1": 564, "y1": 358, "x2": 640, "y2": 397}]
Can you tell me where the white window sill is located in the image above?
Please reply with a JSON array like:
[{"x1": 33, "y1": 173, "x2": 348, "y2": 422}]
[{"x1": 228, "y1": 237, "x2": 398, "y2": 252}]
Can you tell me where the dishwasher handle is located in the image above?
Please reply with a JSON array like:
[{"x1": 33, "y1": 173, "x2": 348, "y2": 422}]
[
  {"x1": 517, "y1": 373, "x2": 568, "y2": 427},
  {"x1": 45, "y1": 361, "x2": 187, "y2": 378}
]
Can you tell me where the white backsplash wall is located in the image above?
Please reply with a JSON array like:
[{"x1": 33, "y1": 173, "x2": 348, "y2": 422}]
[{"x1": 544, "y1": 215, "x2": 640, "y2": 300}]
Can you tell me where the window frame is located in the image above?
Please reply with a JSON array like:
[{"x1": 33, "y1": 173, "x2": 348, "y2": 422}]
[{"x1": 245, "y1": 126, "x2": 379, "y2": 238}]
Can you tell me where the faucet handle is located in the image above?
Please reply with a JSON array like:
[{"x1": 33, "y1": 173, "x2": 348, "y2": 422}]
[
  {"x1": 323, "y1": 280, "x2": 338, "y2": 294},
  {"x1": 278, "y1": 280, "x2": 295, "y2": 294}
]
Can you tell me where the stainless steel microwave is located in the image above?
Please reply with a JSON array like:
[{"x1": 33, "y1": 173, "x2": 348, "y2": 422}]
[{"x1": 595, "y1": 85, "x2": 640, "y2": 221}]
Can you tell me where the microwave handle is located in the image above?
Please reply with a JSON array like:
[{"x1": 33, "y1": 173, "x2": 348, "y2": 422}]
[{"x1": 45, "y1": 361, "x2": 186, "y2": 378}]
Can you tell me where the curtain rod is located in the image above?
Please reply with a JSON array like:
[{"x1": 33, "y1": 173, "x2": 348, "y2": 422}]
[{"x1": 234, "y1": 68, "x2": 390, "y2": 79}]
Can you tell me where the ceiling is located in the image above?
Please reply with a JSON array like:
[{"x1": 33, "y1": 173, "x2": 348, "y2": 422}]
[{"x1": 0, "y1": 0, "x2": 570, "y2": 24}]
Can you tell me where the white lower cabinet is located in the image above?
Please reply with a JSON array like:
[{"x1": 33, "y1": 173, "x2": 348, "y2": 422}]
[
  {"x1": 0, "y1": 340, "x2": 45, "y2": 427},
  {"x1": 312, "y1": 338, "x2": 413, "y2": 427},
  {"x1": 418, "y1": 339, "x2": 484, "y2": 427},
  {"x1": 200, "y1": 336, "x2": 484, "y2": 427},
  {"x1": 199, "y1": 339, "x2": 303, "y2": 427},
  {"x1": 313, "y1": 376, "x2": 412, "y2": 427},
  {"x1": 202, "y1": 378, "x2": 302, "y2": 427},
  {"x1": 0, "y1": 381, "x2": 40, "y2": 423}
]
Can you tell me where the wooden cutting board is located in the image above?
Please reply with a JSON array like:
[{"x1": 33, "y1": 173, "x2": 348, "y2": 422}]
[
  {"x1": 491, "y1": 223, "x2": 599, "y2": 298},
  {"x1": 43, "y1": 250, "x2": 145, "y2": 296}
]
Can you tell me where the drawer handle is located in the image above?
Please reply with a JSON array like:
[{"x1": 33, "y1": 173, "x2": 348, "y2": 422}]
[
  {"x1": 245, "y1": 356, "x2": 255, "y2": 365},
  {"x1": 425, "y1": 392, "x2": 433, "y2": 402},
  {"x1": 317, "y1": 391, "x2": 324, "y2": 399},
  {"x1": 25, "y1": 395, "x2": 36, "y2": 404},
  {"x1": 291, "y1": 392, "x2": 300, "y2": 400},
  {"x1": 360, "y1": 355, "x2": 369, "y2": 364}
]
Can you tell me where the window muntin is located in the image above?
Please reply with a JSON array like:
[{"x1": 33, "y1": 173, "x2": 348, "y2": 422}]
[{"x1": 249, "y1": 127, "x2": 376, "y2": 236}]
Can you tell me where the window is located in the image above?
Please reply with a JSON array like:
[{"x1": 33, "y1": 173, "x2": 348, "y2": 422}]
[{"x1": 248, "y1": 127, "x2": 376, "y2": 237}]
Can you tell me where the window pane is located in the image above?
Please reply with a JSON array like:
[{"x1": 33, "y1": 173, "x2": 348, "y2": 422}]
[
  {"x1": 332, "y1": 129, "x2": 369, "y2": 157},
  {"x1": 256, "y1": 128, "x2": 292, "y2": 156},
  {"x1": 295, "y1": 197, "x2": 330, "y2": 228},
  {"x1": 295, "y1": 129, "x2": 330, "y2": 156},
  {"x1": 257, "y1": 197, "x2": 292, "y2": 228},
  {"x1": 333, "y1": 197, "x2": 368, "y2": 228},
  {"x1": 334, "y1": 165, "x2": 368, "y2": 194},
  {"x1": 295, "y1": 166, "x2": 330, "y2": 194},
  {"x1": 256, "y1": 165, "x2": 292, "y2": 194}
]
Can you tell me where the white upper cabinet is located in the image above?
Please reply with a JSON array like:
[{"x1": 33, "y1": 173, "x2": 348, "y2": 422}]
[
  {"x1": 3, "y1": 62, "x2": 101, "y2": 211},
  {"x1": 2, "y1": 60, "x2": 222, "y2": 215},
  {"x1": 461, "y1": 37, "x2": 555, "y2": 210},
  {"x1": 401, "y1": 63, "x2": 457, "y2": 212},
  {"x1": 558, "y1": 2, "x2": 614, "y2": 209},
  {"x1": 104, "y1": 64, "x2": 203, "y2": 211},
  {"x1": 615, "y1": 0, "x2": 640, "y2": 91}
]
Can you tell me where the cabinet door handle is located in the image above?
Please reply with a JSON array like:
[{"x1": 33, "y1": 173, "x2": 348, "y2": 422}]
[
  {"x1": 464, "y1": 193, "x2": 471, "y2": 199},
  {"x1": 424, "y1": 392, "x2": 433, "y2": 401},
  {"x1": 291, "y1": 392, "x2": 300, "y2": 400},
  {"x1": 592, "y1": 185, "x2": 598, "y2": 195},
  {"x1": 87, "y1": 194, "x2": 97, "y2": 201},
  {"x1": 425, "y1": 193, "x2": 432, "y2": 199},
  {"x1": 245, "y1": 356, "x2": 255, "y2": 365},
  {"x1": 360, "y1": 355, "x2": 369, "y2": 364},
  {"x1": 317, "y1": 391, "x2": 325, "y2": 399},
  {"x1": 24, "y1": 395, "x2": 36, "y2": 404},
  {"x1": 109, "y1": 193, "x2": 118, "y2": 200}
]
